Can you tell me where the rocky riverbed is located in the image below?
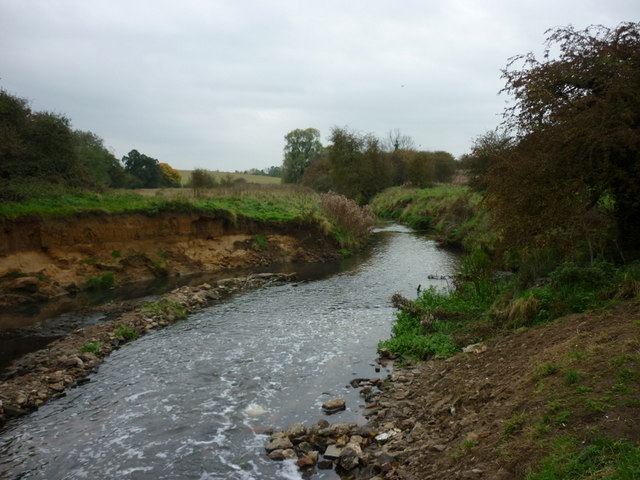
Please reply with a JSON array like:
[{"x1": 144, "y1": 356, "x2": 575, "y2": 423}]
[{"x1": 0, "y1": 272, "x2": 296, "y2": 425}]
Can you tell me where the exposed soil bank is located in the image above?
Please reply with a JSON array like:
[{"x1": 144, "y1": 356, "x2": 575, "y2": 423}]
[
  {"x1": 0, "y1": 273, "x2": 296, "y2": 426},
  {"x1": 267, "y1": 299, "x2": 640, "y2": 479},
  {"x1": 0, "y1": 212, "x2": 338, "y2": 313}
]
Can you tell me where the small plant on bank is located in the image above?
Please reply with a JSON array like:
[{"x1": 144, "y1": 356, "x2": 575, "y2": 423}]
[
  {"x1": 502, "y1": 411, "x2": 527, "y2": 438},
  {"x1": 141, "y1": 299, "x2": 187, "y2": 321},
  {"x1": 252, "y1": 234, "x2": 268, "y2": 250},
  {"x1": 114, "y1": 325, "x2": 140, "y2": 342},
  {"x1": 78, "y1": 341, "x2": 102, "y2": 355},
  {"x1": 84, "y1": 272, "x2": 116, "y2": 290}
]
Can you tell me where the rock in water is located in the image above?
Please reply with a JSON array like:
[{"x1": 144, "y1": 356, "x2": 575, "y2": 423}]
[{"x1": 322, "y1": 398, "x2": 346, "y2": 414}]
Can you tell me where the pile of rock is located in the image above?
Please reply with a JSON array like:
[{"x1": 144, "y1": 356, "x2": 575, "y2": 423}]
[
  {"x1": 265, "y1": 376, "x2": 411, "y2": 479},
  {"x1": 265, "y1": 419, "x2": 399, "y2": 478}
]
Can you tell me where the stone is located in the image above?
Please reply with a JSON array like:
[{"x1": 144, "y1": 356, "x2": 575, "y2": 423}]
[
  {"x1": 322, "y1": 397, "x2": 346, "y2": 413},
  {"x1": 295, "y1": 456, "x2": 315, "y2": 468},
  {"x1": 463, "y1": 342, "x2": 488, "y2": 354},
  {"x1": 265, "y1": 436, "x2": 293, "y2": 452},
  {"x1": 268, "y1": 450, "x2": 286, "y2": 461},
  {"x1": 323, "y1": 444, "x2": 343, "y2": 460},
  {"x1": 338, "y1": 443, "x2": 363, "y2": 471},
  {"x1": 327, "y1": 422, "x2": 357, "y2": 437},
  {"x1": 281, "y1": 449, "x2": 297, "y2": 460},
  {"x1": 317, "y1": 459, "x2": 334, "y2": 469},
  {"x1": 286, "y1": 422, "x2": 307, "y2": 440}
]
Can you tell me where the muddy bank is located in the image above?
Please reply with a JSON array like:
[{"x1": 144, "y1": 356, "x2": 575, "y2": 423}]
[
  {"x1": 0, "y1": 273, "x2": 296, "y2": 426},
  {"x1": 0, "y1": 212, "x2": 337, "y2": 311}
]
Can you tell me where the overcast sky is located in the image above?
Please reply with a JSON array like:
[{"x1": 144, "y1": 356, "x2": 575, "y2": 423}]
[{"x1": 1, "y1": 1, "x2": 637, "y2": 171}]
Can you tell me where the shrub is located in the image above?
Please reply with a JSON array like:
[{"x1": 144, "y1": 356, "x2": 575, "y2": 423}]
[
  {"x1": 84, "y1": 272, "x2": 115, "y2": 290},
  {"x1": 319, "y1": 192, "x2": 375, "y2": 248}
]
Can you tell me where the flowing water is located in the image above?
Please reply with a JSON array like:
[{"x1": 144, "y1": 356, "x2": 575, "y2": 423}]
[{"x1": 0, "y1": 226, "x2": 457, "y2": 480}]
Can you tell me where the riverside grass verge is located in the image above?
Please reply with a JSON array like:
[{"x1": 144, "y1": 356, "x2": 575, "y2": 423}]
[
  {"x1": 370, "y1": 185, "x2": 493, "y2": 251},
  {"x1": 0, "y1": 185, "x2": 375, "y2": 249}
]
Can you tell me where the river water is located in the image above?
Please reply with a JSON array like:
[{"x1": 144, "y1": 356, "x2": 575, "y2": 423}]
[{"x1": 0, "y1": 225, "x2": 457, "y2": 480}]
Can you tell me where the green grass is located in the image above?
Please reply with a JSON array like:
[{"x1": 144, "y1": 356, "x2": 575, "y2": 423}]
[
  {"x1": 370, "y1": 185, "x2": 493, "y2": 251},
  {"x1": 113, "y1": 325, "x2": 140, "y2": 342},
  {"x1": 141, "y1": 300, "x2": 188, "y2": 320},
  {"x1": 78, "y1": 341, "x2": 102, "y2": 355},
  {"x1": 527, "y1": 436, "x2": 640, "y2": 480},
  {"x1": 84, "y1": 272, "x2": 115, "y2": 290}
]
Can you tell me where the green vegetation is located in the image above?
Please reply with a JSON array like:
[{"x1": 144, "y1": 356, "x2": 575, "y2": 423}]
[
  {"x1": 84, "y1": 272, "x2": 116, "y2": 290},
  {"x1": 527, "y1": 437, "x2": 640, "y2": 480},
  {"x1": 252, "y1": 234, "x2": 268, "y2": 250},
  {"x1": 78, "y1": 341, "x2": 102, "y2": 355},
  {"x1": 371, "y1": 185, "x2": 491, "y2": 250},
  {"x1": 141, "y1": 299, "x2": 188, "y2": 321},
  {"x1": 113, "y1": 325, "x2": 140, "y2": 342}
]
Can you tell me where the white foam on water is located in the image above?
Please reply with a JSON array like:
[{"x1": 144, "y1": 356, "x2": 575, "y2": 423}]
[{"x1": 243, "y1": 403, "x2": 267, "y2": 417}]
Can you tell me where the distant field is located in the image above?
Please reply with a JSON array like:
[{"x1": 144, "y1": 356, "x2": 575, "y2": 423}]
[{"x1": 178, "y1": 170, "x2": 281, "y2": 185}]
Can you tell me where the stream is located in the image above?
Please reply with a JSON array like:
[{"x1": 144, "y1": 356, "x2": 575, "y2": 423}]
[{"x1": 0, "y1": 225, "x2": 458, "y2": 479}]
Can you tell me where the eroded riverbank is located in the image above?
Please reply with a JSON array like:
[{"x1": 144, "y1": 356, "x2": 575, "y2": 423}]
[{"x1": 0, "y1": 212, "x2": 338, "y2": 310}]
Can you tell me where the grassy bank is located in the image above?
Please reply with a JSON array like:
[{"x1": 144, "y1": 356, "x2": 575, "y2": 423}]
[
  {"x1": 370, "y1": 185, "x2": 493, "y2": 251},
  {"x1": 0, "y1": 185, "x2": 375, "y2": 249}
]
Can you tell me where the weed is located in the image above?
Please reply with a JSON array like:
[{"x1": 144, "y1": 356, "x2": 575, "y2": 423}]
[
  {"x1": 78, "y1": 341, "x2": 101, "y2": 355},
  {"x1": 142, "y1": 300, "x2": 187, "y2": 320},
  {"x1": 114, "y1": 325, "x2": 140, "y2": 342},
  {"x1": 564, "y1": 369, "x2": 581, "y2": 386},
  {"x1": 585, "y1": 399, "x2": 607, "y2": 413},
  {"x1": 84, "y1": 272, "x2": 115, "y2": 290},
  {"x1": 252, "y1": 234, "x2": 268, "y2": 250},
  {"x1": 502, "y1": 411, "x2": 527, "y2": 438},
  {"x1": 554, "y1": 411, "x2": 572, "y2": 425},
  {"x1": 111, "y1": 250, "x2": 122, "y2": 258},
  {"x1": 534, "y1": 363, "x2": 560, "y2": 380}
]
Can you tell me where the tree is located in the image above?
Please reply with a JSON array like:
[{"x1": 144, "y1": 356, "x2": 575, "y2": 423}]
[
  {"x1": 73, "y1": 130, "x2": 124, "y2": 188},
  {"x1": 158, "y1": 162, "x2": 182, "y2": 187},
  {"x1": 189, "y1": 168, "x2": 217, "y2": 197},
  {"x1": 461, "y1": 130, "x2": 513, "y2": 190},
  {"x1": 122, "y1": 149, "x2": 161, "y2": 188},
  {"x1": 487, "y1": 22, "x2": 640, "y2": 258},
  {"x1": 327, "y1": 127, "x2": 393, "y2": 203},
  {"x1": 383, "y1": 129, "x2": 416, "y2": 152},
  {"x1": 282, "y1": 128, "x2": 324, "y2": 183}
]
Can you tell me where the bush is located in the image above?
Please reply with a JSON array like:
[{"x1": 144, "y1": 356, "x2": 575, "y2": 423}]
[
  {"x1": 319, "y1": 192, "x2": 375, "y2": 248},
  {"x1": 84, "y1": 272, "x2": 115, "y2": 290}
]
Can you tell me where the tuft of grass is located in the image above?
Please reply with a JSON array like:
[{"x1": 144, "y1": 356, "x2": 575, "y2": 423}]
[
  {"x1": 534, "y1": 363, "x2": 561, "y2": 380},
  {"x1": 564, "y1": 369, "x2": 581, "y2": 386},
  {"x1": 142, "y1": 299, "x2": 187, "y2": 321},
  {"x1": 114, "y1": 325, "x2": 140, "y2": 342},
  {"x1": 78, "y1": 341, "x2": 101, "y2": 355},
  {"x1": 502, "y1": 411, "x2": 527, "y2": 438},
  {"x1": 252, "y1": 234, "x2": 268, "y2": 250},
  {"x1": 84, "y1": 272, "x2": 115, "y2": 290}
]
